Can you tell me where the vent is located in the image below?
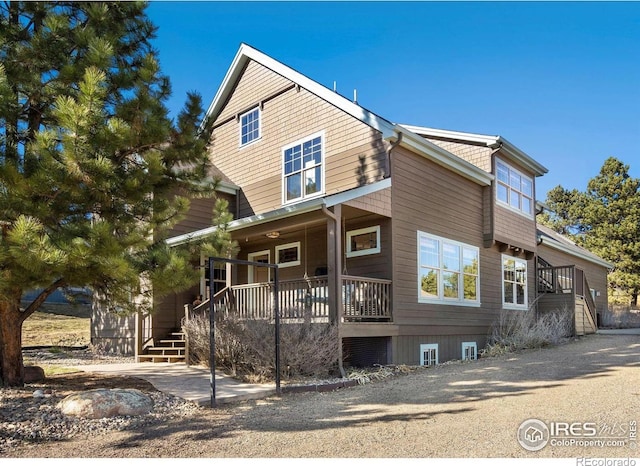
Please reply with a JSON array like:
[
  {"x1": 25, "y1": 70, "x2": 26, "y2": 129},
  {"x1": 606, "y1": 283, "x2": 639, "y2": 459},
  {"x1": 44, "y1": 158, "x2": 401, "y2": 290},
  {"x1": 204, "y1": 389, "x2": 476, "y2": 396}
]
[
  {"x1": 462, "y1": 341, "x2": 477, "y2": 361},
  {"x1": 419, "y1": 343, "x2": 438, "y2": 366}
]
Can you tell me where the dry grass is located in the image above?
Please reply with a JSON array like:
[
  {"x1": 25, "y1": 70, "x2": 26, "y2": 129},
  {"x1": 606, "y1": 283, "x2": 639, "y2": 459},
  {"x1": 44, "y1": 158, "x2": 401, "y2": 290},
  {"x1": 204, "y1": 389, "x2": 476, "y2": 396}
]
[{"x1": 22, "y1": 311, "x2": 90, "y2": 347}]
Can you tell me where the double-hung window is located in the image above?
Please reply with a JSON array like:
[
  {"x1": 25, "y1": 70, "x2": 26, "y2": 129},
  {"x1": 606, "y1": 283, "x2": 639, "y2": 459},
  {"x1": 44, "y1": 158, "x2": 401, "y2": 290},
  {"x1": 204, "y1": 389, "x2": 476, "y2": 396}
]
[
  {"x1": 418, "y1": 231, "x2": 480, "y2": 305},
  {"x1": 502, "y1": 255, "x2": 528, "y2": 309},
  {"x1": 496, "y1": 159, "x2": 533, "y2": 217},
  {"x1": 283, "y1": 132, "x2": 324, "y2": 203},
  {"x1": 239, "y1": 107, "x2": 260, "y2": 146}
]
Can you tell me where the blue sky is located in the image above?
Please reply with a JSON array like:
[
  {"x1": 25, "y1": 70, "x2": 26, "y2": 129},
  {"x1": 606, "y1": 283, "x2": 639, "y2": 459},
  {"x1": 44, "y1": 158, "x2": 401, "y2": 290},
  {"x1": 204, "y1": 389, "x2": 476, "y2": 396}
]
[{"x1": 147, "y1": 1, "x2": 639, "y2": 200}]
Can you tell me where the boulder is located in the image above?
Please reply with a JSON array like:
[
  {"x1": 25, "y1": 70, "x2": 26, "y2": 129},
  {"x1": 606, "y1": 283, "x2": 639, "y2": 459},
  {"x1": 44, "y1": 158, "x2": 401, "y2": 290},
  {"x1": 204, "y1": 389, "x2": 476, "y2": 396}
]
[
  {"x1": 58, "y1": 388, "x2": 153, "y2": 419},
  {"x1": 24, "y1": 365, "x2": 45, "y2": 383}
]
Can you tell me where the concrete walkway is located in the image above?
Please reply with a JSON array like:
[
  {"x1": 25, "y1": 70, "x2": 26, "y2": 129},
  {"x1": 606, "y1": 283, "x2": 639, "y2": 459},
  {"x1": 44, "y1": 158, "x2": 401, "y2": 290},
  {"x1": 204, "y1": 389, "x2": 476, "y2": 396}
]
[
  {"x1": 596, "y1": 327, "x2": 640, "y2": 335},
  {"x1": 75, "y1": 362, "x2": 276, "y2": 406}
]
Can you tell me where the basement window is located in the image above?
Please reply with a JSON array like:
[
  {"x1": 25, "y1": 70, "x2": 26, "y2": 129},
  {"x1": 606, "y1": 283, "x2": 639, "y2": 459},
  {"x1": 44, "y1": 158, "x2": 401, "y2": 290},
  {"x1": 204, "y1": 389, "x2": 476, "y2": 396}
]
[
  {"x1": 419, "y1": 343, "x2": 439, "y2": 366},
  {"x1": 462, "y1": 342, "x2": 477, "y2": 361}
]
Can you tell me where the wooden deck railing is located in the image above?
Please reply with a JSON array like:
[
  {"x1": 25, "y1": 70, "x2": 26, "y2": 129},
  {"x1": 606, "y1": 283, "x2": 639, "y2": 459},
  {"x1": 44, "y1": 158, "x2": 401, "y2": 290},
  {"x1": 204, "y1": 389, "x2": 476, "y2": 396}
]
[
  {"x1": 538, "y1": 265, "x2": 575, "y2": 293},
  {"x1": 184, "y1": 275, "x2": 392, "y2": 322}
]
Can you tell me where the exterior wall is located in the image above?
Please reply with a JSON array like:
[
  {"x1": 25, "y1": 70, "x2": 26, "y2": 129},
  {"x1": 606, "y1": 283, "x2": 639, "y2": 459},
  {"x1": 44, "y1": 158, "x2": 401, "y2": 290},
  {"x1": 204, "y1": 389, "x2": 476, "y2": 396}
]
[
  {"x1": 537, "y1": 243, "x2": 609, "y2": 314},
  {"x1": 169, "y1": 192, "x2": 237, "y2": 237},
  {"x1": 425, "y1": 137, "x2": 493, "y2": 173},
  {"x1": 388, "y1": 145, "x2": 537, "y2": 365},
  {"x1": 343, "y1": 216, "x2": 392, "y2": 280},
  {"x1": 210, "y1": 60, "x2": 388, "y2": 218},
  {"x1": 343, "y1": 187, "x2": 392, "y2": 218},
  {"x1": 90, "y1": 304, "x2": 136, "y2": 355},
  {"x1": 491, "y1": 154, "x2": 538, "y2": 252}
]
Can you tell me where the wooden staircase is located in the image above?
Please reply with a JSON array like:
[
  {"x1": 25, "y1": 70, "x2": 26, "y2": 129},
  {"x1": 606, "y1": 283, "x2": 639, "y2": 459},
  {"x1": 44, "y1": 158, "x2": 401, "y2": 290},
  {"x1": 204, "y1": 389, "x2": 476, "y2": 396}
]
[{"x1": 137, "y1": 330, "x2": 186, "y2": 363}]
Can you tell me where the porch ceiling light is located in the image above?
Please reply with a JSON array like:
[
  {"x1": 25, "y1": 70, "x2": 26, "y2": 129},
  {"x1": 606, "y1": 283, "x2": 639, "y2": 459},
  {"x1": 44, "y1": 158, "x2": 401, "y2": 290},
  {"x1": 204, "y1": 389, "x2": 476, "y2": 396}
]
[{"x1": 266, "y1": 231, "x2": 280, "y2": 239}]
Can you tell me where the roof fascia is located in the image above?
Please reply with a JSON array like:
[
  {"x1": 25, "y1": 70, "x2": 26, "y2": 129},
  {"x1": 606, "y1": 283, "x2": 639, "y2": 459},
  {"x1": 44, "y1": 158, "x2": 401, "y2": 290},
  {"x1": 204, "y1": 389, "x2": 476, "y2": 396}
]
[
  {"x1": 205, "y1": 44, "x2": 396, "y2": 139},
  {"x1": 392, "y1": 126, "x2": 494, "y2": 187},
  {"x1": 400, "y1": 124, "x2": 548, "y2": 177},
  {"x1": 539, "y1": 236, "x2": 614, "y2": 270}
]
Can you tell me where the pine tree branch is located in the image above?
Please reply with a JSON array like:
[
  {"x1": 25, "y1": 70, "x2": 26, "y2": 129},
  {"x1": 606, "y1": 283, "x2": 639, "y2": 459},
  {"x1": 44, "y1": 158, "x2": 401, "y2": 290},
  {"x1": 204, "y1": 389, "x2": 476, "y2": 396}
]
[{"x1": 21, "y1": 278, "x2": 66, "y2": 323}]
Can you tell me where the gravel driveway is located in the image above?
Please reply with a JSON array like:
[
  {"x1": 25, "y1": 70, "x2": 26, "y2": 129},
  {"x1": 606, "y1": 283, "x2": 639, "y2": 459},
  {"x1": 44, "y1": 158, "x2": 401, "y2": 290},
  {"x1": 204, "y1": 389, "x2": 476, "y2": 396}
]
[{"x1": 7, "y1": 332, "x2": 640, "y2": 458}]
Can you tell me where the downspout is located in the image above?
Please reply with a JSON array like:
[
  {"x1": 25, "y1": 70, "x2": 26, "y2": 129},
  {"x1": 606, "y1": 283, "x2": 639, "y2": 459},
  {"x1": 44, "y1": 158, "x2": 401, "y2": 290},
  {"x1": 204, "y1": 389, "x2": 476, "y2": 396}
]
[
  {"x1": 385, "y1": 131, "x2": 403, "y2": 178},
  {"x1": 321, "y1": 205, "x2": 346, "y2": 378}
]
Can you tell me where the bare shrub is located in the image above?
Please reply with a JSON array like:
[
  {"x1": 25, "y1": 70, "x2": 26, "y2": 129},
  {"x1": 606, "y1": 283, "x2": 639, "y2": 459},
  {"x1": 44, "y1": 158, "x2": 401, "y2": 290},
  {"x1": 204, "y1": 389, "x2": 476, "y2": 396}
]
[
  {"x1": 485, "y1": 306, "x2": 573, "y2": 355},
  {"x1": 182, "y1": 312, "x2": 340, "y2": 382},
  {"x1": 599, "y1": 305, "x2": 640, "y2": 329}
]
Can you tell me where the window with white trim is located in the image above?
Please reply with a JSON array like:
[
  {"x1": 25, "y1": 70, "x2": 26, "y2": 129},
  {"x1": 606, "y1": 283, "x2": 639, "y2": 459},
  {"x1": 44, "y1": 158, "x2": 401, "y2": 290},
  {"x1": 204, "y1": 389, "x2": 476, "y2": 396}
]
[
  {"x1": 496, "y1": 159, "x2": 533, "y2": 217},
  {"x1": 283, "y1": 132, "x2": 324, "y2": 203},
  {"x1": 420, "y1": 344, "x2": 438, "y2": 366},
  {"x1": 239, "y1": 107, "x2": 260, "y2": 146},
  {"x1": 346, "y1": 225, "x2": 380, "y2": 258},
  {"x1": 418, "y1": 231, "x2": 480, "y2": 305},
  {"x1": 461, "y1": 342, "x2": 477, "y2": 361},
  {"x1": 502, "y1": 255, "x2": 528, "y2": 308},
  {"x1": 275, "y1": 242, "x2": 301, "y2": 268}
]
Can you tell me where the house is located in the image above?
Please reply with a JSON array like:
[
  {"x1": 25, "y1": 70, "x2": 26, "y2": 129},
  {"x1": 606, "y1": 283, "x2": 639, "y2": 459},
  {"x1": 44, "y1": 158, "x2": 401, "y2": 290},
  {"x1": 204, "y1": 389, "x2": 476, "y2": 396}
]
[{"x1": 91, "y1": 44, "x2": 611, "y2": 366}]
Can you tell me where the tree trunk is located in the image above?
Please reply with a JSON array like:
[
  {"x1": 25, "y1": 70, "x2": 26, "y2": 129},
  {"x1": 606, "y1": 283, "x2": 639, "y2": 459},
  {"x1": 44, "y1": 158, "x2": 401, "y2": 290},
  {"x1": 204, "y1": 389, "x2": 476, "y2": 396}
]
[
  {"x1": 0, "y1": 299, "x2": 26, "y2": 387},
  {"x1": 632, "y1": 292, "x2": 638, "y2": 308}
]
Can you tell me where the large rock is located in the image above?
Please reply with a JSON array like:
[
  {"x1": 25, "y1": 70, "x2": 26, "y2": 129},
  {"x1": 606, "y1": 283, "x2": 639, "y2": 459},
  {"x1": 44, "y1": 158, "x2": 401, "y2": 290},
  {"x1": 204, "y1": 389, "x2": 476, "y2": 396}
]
[
  {"x1": 58, "y1": 388, "x2": 153, "y2": 419},
  {"x1": 24, "y1": 365, "x2": 45, "y2": 383}
]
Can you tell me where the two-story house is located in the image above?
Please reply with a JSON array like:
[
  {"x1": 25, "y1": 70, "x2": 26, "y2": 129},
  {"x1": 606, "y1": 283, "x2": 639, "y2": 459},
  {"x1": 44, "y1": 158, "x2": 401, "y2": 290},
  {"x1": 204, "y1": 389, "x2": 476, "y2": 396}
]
[{"x1": 91, "y1": 44, "x2": 611, "y2": 367}]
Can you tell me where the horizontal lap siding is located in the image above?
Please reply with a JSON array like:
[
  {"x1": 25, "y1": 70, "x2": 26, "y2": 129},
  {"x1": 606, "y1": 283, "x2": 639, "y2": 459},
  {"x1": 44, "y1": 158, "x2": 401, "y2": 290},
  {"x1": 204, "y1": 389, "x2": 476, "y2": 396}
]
[
  {"x1": 210, "y1": 60, "x2": 387, "y2": 217},
  {"x1": 494, "y1": 205, "x2": 537, "y2": 251},
  {"x1": 344, "y1": 217, "x2": 392, "y2": 280},
  {"x1": 169, "y1": 195, "x2": 234, "y2": 237},
  {"x1": 391, "y1": 146, "x2": 503, "y2": 333}
]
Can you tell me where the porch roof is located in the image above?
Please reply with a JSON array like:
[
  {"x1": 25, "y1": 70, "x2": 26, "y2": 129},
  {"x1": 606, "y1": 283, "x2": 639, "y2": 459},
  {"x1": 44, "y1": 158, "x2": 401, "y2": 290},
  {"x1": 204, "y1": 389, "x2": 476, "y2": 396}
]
[
  {"x1": 537, "y1": 224, "x2": 614, "y2": 270},
  {"x1": 166, "y1": 178, "x2": 392, "y2": 247}
]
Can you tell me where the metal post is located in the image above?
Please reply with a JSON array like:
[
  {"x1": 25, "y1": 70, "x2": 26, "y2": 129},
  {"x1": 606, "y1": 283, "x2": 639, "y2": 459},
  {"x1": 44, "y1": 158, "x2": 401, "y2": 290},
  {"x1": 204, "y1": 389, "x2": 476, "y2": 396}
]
[
  {"x1": 274, "y1": 265, "x2": 281, "y2": 396},
  {"x1": 209, "y1": 257, "x2": 216, "y2": 408}
]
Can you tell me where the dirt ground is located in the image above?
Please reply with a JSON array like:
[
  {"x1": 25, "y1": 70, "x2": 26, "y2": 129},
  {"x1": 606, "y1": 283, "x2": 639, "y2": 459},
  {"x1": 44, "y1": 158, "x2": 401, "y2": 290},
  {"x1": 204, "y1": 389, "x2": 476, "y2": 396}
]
[{"x1": 6, "y1": 332, "x2": 640, "y2": 458}]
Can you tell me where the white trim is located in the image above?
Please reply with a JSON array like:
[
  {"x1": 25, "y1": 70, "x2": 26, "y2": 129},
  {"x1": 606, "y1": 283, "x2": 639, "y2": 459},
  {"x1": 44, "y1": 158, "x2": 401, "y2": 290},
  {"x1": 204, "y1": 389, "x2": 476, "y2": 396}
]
[
  {"x1": 461, "y1": 341, "x2": 477, "y2": 361},
  {"x1": 393, "y1": 127, "x2": 494, "y2": 187},
  {"x1": 282, "y1": 130, "x2": 325, "y2": 205},
  {"x1": 204, "y1": 44, "x2": 396, "y2": 139},
  {"x1": 247, "y1": 250, "x2": 270, "y2": 284},
  {"x1": 502, "y1": 254, "x2": 528, "y2": 309},
  {"x1": 400, "y1": 124, "x2": 548, "y2": 177},
  {"x1": 417, "y1": 231, "x2": 480, "y2": 306},
  {"x1": 238, "y1": 106, "x2": 261, "y2": 147},
  {"x1": 419, "y1": 343, "x2": 439, "y2": 366},
  {"x1": 275, "y1": 241, "x2": 301, "y2": 268},
  {"x1": 537, "y1": 235, "x2": 614, "y2": 269},
  {"x1": 346, "y1": 225, "x2": 381, "y2": 258}
]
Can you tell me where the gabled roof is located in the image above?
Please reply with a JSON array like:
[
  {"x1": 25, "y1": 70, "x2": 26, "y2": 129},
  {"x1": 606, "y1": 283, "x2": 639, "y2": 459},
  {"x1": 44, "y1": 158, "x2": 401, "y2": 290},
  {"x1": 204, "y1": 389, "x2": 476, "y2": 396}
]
[
  {"x1": 399, "y1": 125, "x2": 549, "y2": 177},
  {"x1": 204, "y1": 44, "x2": 493, "y2": 187},
  {"x1": 537, "y1": 223, "x2": 613, "y2": 269}
]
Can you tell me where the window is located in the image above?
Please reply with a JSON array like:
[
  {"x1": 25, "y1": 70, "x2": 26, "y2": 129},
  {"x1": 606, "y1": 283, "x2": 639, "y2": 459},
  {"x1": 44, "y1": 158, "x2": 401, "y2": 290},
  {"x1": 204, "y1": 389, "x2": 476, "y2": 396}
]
[
  {"x1": 275, "y1": 242, "x2": 301, "y2": 268},
  {"x1": 240, "y1": 107, "x2": 260, "y2": 146},
  {"x1": 420, "y1": 344, "x2": 438, "y2": 366},
  {"x1": 462, "y1": 342, "x2": 477, "y2": 361},
  {"x1": 502, "y1": 255, "x2": 528, "y2": 308},
  {"x1": 418, "y1": 231, "x2": 480, "y2": 305},
  {"x1": 346, "y1": 225, "x2": 380, "y2": 258},
  {"x1": 496, "y1": 159, "x2": 533, "y2": 216},
  {"x1": 283, "y1": 132, "x2": 324, "y2": 203}
]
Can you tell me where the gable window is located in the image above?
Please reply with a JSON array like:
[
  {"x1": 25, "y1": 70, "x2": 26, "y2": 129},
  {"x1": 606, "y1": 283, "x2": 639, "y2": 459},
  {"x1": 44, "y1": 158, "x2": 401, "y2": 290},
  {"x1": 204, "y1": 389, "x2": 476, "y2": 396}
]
[
  {"x1": 240, "y1": 107, "x2": 260, "y2": 146},
  {"x1": 283, "y1": 132, "x2": 324, "y2": 203},
  {"x1": 502, "y1": 255, "x2": 528, "y2": 309},
  {"x1": 346, "y1": 225, "x2": 380, "y2": 258},
  {"x1": 496, "y1": 159, "x2": 533, "y2": 217},
  {"x1": 275, "y1": 242, "x2": 301, "y2": 268},
  {"x1": 418, "y1": 231, "x2": 480, "y2": 305}
]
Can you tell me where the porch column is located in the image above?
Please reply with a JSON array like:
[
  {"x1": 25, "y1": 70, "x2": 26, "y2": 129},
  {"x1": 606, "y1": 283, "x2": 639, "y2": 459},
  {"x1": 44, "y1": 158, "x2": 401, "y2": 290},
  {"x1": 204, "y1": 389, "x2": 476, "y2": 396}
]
[{"x1": 326, "y1": 204, "x2": 343, "y2": 324}]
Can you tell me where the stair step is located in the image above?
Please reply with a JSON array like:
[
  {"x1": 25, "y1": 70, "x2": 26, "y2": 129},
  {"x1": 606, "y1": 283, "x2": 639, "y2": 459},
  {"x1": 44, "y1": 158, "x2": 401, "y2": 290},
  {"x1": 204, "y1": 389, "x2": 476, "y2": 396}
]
[
  {"x1": 158, "y1": 339, "x2": 186, "y2": 347},
  {"x1": 146, "y1": 347, "x2": 185, "y2": 356},
  {"x1": 137, "y1": 354, "x2": 185, "y2": 363}
]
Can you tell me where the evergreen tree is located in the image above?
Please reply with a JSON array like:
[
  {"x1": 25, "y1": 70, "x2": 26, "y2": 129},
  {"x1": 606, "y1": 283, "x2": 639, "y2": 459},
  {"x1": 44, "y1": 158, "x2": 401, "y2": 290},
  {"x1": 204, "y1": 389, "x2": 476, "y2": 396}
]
[
  {"x1": 0, "y1": 2, "x2": 235, "y2": 386},
  {"x1": 541, "y1": 157, "x2": 640, "y2": 306}
]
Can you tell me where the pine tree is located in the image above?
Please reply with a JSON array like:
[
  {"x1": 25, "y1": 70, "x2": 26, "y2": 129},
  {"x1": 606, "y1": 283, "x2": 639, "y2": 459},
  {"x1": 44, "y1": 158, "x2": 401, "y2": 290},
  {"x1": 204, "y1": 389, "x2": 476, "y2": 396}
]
[
  {"x1": 542, "y1": 157, "x2": 640, "y2": 306},
  {"x1": 0, "y1": 2, "x2": 234, "y2": 386}
]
